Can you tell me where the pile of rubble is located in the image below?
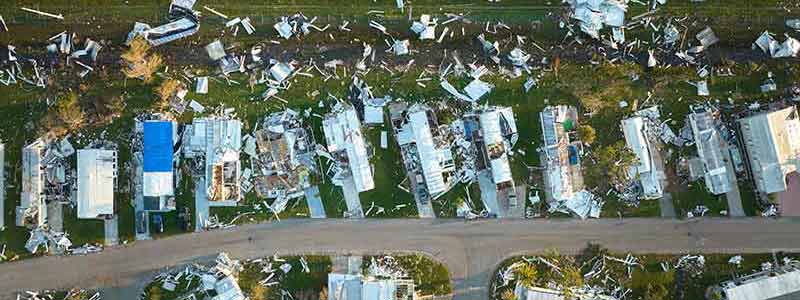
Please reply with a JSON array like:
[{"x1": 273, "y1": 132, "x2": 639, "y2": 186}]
[{"x1": 18, "y1": 289, "x2": 101, "y2": 300}]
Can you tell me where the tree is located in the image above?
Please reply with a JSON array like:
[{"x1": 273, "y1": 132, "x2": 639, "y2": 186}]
[
  {"x1": 585, "y1": 141, "x2": 637, "y2": 190},
  {"x1": 56, "y1": 92, "x2": 85, "y2": 131},
  {"x1": 514, "y1": 263, "x2": 539, "y2": 288},
  {"x1": 249, "y1": 284, "x2": 271, "y2": 300},
  {"x1": 122, "y1": 36, "x2": 162, "y2": 83},
  {"x1": 318, "y1": 287, "x2": 328, "y2": 300},
  {"x1": 577, "y1": 125, "x2": 596, "y2": 145},
  {"x1": 559, "y1": 264, "x2": 584, "y2": 299},
  {"x1": 644, "y1": 282, "x2": 669, "y2": 300},
  {"x1": 144, "y1": 285, "x2": 163, "y2": 300},
  {"x1": 153, "y1": 79, "x2": 183, "y2": 110},
  {"x1": 500, "y1": 288, "x2": 518, "y2": 300}
]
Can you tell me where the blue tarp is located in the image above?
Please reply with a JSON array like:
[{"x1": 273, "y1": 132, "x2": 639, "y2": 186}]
[{"x1": 143, "y1": 121, "x2": 173, "y2": 172}]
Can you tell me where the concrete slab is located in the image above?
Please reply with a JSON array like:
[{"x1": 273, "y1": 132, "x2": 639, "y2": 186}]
[
  {"x1": 779, "y1": 173, "x2": 800, "y2": 216},
  {"x1": 304, "y1": 186, "x2": 326, "y2": 218},
  {"x1": 477, "y1": 171, "x2": 500, "y2": 216},
  {"x1": 46, "y1": 202, "x2": 63, "y2": 232},
  {"x1": 104, "y1": 215, "x2": 119, "y2": 246},
  {"x1": 195, "y1": 178, "x2": 210, "y2": 231},
  {"x1": 651, "y1": 142, "x2": 676, "y2": 218},
  {"x1": 133, "y1": 153, "x2": 151, "y2": 241},
  {"x1": 411, "y1": 173, "x2": 436, "y2": 218},
  {"x1": 723, "y1": 144, "x2": 746, "y2": 217},
  {"x1": 341, "y1": 176, "x2": 364, "y2": 218}
]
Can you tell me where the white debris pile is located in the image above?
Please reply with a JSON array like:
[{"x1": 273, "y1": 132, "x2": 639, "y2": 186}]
[
  {"x1": 565, "y1": 0, "x2": 628, "y2": 40},
  {"x1": 675, "y1": 254, "x2": 706, "y2": 277},
  {"x1": 753, "y1": 31, "x2": 800, "y2": 58},
  {"x1": 273, "y1": 13, "x2": 329, "y2": 39},
  {"x1": 243, "y1": 254, "x2": 312, "y2": 292},
  {"x1": 440, "y1": 64, "x2": 495, "y2": 102},
  {"x1": 148, "y1": 252, "x2": 246, "y2": 300},
  {"x1": 548, "y1": 190, "x2": 603, "y2": 219},
  {"x1": 410, "y1": 14, "x2": 437, "y2": 40},
  {"x1": 367, "y1": 256, "x2": 409, "y2": 279}
]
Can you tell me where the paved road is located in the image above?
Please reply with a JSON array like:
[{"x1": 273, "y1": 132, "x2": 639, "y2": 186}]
[{"x1": 3, "y1": 218, "x2": 800, "y2": 300}]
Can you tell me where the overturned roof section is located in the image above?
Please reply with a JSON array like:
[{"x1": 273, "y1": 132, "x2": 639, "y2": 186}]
[
  {"x1": 738, "y1": 106, "x2": 800, "y2": 194},
  {"x1": 144, "y1": 17, "x2": 199, "y2": 46},
  {"x1": 143, "y1": 121, "x2": 174, "y2": 197},
  {"x1": 621, "y1": 116, "x2": 663, "y2": 199},
  {"x1": 77, "y1": 149, "x2": 117, "y2": 219},
  {"x1": 322, "y1": 104, "x2": 375, "y2": 192},
  {"x1": 688, "y1": 108, "x2": 732, "y2": 195}
]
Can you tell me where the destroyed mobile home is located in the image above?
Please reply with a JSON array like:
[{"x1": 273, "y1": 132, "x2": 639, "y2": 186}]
[
  {"x1": 251, "y1": 109, "x2": 319, "y2": 214},
  {"x1": 322, "y1": 101, "x2": 376, "y2": 218},
  {"x1": 183, "y1": 113, "x2": 244, "y2": 206},
  {"x1": 389, "y1": 102, "x2": 456, "y2": 218},
  {"x1": 539, "y1": 105, "x2": 601, "y2": 219},
  {"x1": 459, "y1": 106, "x2": 521, "y2": 218}
]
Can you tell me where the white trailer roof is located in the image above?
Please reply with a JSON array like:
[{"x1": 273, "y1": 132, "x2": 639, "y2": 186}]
[
  {"x1": 77, "y1": 149, "x2": 116, "y2": 219},
  {"x1": 323, "y1": 105, "x2": 375, "y2": 192}
]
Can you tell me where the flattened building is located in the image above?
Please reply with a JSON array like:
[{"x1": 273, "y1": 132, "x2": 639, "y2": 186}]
[
  {"x1": 390, "y1": 103, "x2": 455, "y2": 218},
  {"x1": 322, "y1": 103, "x2": 375, "y2": 193},
  {"x1": 688, "y1": 107, "x2": 732, "y2": 195},
  {"x1": 621, "y1": 116, "x2": 664, "y2": 199},
  {"x1": 17, "y1": 140, "x2": 47, "y2": 227},
  {"x1": 463, "y1": 106, "x2": 520, "y2": 218}
]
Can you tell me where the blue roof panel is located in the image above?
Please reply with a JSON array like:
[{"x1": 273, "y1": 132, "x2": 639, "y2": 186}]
[{"x1": 143, "y1": 121, "x2": 173, "y2": 173}]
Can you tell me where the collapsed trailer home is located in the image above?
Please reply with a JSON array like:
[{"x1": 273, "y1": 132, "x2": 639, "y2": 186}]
[
  {"x1": 76, "y1": 149, "x2": 117, "y2": 219},
  {"x1": 252, "y1": 109, "x2": 320, "y2": 216},
  {"x1": 539, "y1": 105, "x2": 600, "y2": 219},
  {"x1": 327, "y1": 273, "x2": 416, "y2": 300},
  {"x1": 462, "y1": 106, "x2": 521, "y2": 218},
  {"x1": 184, "y1": 116, "x2": 243, "y2": 205},
  {"x1": 389, "y1": 103, "x2": 455, "y2": 218},
  {"x1": 17, "y1": 140, "x2": 47, "y2": 227},
  {"x1": 322, "y1": 102, "x2": 375, "y2": 218},
  {"x1": 737, "y1": 106, "x2": 800, "y2": 215},
  {"x1": 713, "y1": 262, "x2": 800, "y2": 300},
  {"x1": 621, "y1": 115, "x2": 664, "y2": 200},
  {"x1": 687, "y1": 107, "x2": 733, "y2": 195}
]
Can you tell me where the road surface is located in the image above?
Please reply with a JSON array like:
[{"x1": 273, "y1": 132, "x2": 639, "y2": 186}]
[{"x1": 3, "y1": 218, "x2": 800, "y2": 299}]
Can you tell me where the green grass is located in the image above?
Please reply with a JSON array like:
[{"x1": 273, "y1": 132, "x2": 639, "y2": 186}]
[{"x1": 395, "y1": 254, "x2": 453, "y2": 296}]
